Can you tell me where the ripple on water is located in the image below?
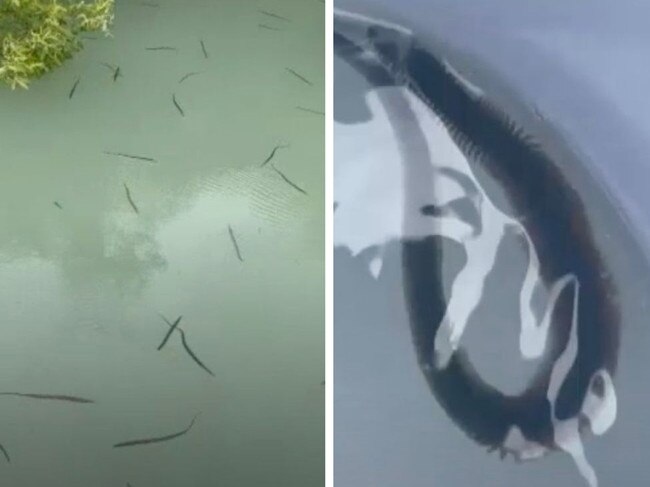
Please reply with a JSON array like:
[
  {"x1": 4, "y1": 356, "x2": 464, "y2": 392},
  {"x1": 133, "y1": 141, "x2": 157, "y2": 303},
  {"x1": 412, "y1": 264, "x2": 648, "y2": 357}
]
[{"x1": 192, "y1": 166, "x2": 310, "y2": 231}]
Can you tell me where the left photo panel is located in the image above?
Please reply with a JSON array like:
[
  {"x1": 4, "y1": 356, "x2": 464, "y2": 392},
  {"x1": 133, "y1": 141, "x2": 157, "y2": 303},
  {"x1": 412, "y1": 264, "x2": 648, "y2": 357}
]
[{"x1": 0, "y1": 1, "x2": 324, "y2": 486}]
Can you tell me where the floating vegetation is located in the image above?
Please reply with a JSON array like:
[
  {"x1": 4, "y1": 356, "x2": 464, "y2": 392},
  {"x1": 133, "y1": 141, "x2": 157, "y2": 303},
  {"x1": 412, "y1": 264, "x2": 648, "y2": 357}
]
[
  {"x1": 0, "y1": 392, "x2": 95, "y2": 403},
  {"x1": 113, "y1": 413, "x2": 200, "y2": 448},
  {"x1": 0, "y1": 0, "x2": 115, "y2": 89}
]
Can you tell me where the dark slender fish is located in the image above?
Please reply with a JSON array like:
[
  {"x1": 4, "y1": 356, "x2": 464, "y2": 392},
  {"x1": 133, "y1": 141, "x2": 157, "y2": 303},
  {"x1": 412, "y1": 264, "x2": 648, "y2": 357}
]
[
  {"x1": 178, "y1": 71, "x2": 201, "y2": 84},
  {"x1": 285, "y1": 68, "x2": 312, "y2": 86},
  {"x1": 179, "y1": 330, "x2": 215, "y2": 376},
  {"x1": 157, "y1": 315, "x2": 182, "y2": 351},
  {"x1": 172, "y1": 93, "x2": 185, "y2": 116},
  {"x1": 103, "y1": 151, "x2": 156, "y2": 163},
  {"x1": 145, "y1": 46, "x2": 177, "y2": 51},
  {"x1": 158, "y1": 315, "x2": 216, "y2": 377},
  {"x1": 295, "y1": 106, "x2": 324, "y2": 115},
  {"x1": 140, "y1": 1, "x2": 159, "y2": 6},
  {"x1": 228, "y1": 225, "x2": 244, "y2": 262},
  {"x1": 82, "y1": 36, "x2": 98, "y2": 40},
  {"x1": 68, "y1": 77, "x2": 80, "y2": 99},
  {"x1": 54, "y1": 201, "x2": 63, "y2": 209},
  {"x1": 259, "y1": 24, "x2": 283, "y2": 31},
  {"x1": 0, "y1": 444, "x2": 9, "y2": 463},
  {"x1": 0, "y1": 392, "x2": 94, "y2": 403},
  {"x1": 124, "y1": 183, "x2": 139, "y2": 214},
  {"x1": 260, "y1": 144, "x2": 289, "y2": 167},
  {"x1": 259, "y1": 9, "x2": 290, "y2": 22},
  {"x1": 113, "y1": 414, "x2": 200, "y2": 448},
  {"x1": 100, "y1": 63, "x2": 121, "y2": 81},
  {"x1": 200, "y1": 39, "x2": 208, "y2": 59},
  {"x1": 271, "y1": 165, "x2": 308, "y2": 195}
]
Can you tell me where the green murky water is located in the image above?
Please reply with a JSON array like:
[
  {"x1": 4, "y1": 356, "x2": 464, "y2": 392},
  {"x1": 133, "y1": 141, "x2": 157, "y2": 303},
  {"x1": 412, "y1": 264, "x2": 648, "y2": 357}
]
[{"x1": 0, "y1": 1, "x2": 324, "y2": 485}]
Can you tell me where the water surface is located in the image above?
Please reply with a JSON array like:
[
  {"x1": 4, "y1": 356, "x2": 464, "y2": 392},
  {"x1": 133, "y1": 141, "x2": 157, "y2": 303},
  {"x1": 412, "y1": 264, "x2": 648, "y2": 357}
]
[{"x1": 0, "y1": 1, "x2": 324, "y2": 485}]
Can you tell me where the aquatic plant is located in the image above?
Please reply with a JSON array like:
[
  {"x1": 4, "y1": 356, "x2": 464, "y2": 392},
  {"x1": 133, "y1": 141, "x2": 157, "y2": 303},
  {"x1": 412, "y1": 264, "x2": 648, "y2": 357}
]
[{"x1": 0, "y1": 0, "x2": 114, "y2": 89}]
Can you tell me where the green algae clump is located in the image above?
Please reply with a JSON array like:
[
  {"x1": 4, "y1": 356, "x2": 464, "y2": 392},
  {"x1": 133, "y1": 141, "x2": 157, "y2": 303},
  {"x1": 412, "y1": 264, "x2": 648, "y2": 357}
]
[{"x1": 0, "y1": 0, "x2": 114, "y2": 89}]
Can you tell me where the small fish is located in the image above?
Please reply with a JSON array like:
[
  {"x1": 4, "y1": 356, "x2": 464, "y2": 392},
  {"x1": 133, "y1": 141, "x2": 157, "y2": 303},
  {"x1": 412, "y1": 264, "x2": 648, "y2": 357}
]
[
  {"x1": 0, "y1": 392, "x2": 94, "y2": 403},
  {"x1": 258, "y1": 24, "x2": 283, "y2": 31},
  {"x1": 178, "y1": 71, "x2": 202, "y2": 84},
  {"x1": 103, "y1": 151, "x2": 156, "y2": 163},
  {"x1": 113, "y1": 414, "x2": 201, "y2": 448},
  {"x1": 172, "y1": 93, "x2": 185, "y2": 117},
  {"x1": 200, "y1": 39, "x2": 208, "y2": 59},
  {"x1": 140, "y1": 1, "x2": 159, "y2": 6},
  {"x1": 54, "y1": 201, "x2": 63, "y2": 210},
  {"x1": 260, "y1": 144, "x2": 289, "y2": 167},
  {"x1": 228, "y1": 225, "x2": 244, "y2": 262},
  {"x1": 259, "y1": 9, "x2": 290, "y2": 22},
  {"x1": 157, "y1": 315, "x2": 182, "y2": 351},
  {"x1": 271, "y1": 165, "x2": 308, "y2": 195},
  {"x1": 285, "y1": 68, "x2": 312, "y2": 86},
  {"x1": 179, "y1": 329, "x2": 215, "y2": 376},
  {"x1": 295, "y1": 106, "x2": 324, "y2": 115},
  {"x1": 159, "y1": 315, "x2": 215, "y2": 377},
  {"x1": 101, "y1": 63, "x2": 121, "y2": 81},
  {"x1": 123, "y1": 183, "x2": 139, "y2": 214},
  {"x1": 68, "y1": 77, "x2": 80, "y2": 99},
  {"x1": 321, "y1": 380, "x2": 325, "y2": 386},
  {"x1": 145, "y1": 46, "x2": 177, "y2": 51},
  {"x1": 0, "y1": 444, "x2": 9, "y2": 463}
]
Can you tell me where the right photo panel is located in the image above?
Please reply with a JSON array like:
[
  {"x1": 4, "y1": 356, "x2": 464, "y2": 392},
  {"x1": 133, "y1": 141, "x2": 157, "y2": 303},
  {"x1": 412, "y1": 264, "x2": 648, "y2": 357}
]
[{"x1": 334, "y1": 2, "x2": 650, "y2": 487}]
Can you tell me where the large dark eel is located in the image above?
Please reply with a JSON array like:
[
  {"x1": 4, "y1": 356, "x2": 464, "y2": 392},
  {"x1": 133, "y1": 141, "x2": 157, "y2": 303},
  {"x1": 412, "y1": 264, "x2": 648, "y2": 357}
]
[{"x1": 335, "y1": 19, "x2": 620, "y2": 457}]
